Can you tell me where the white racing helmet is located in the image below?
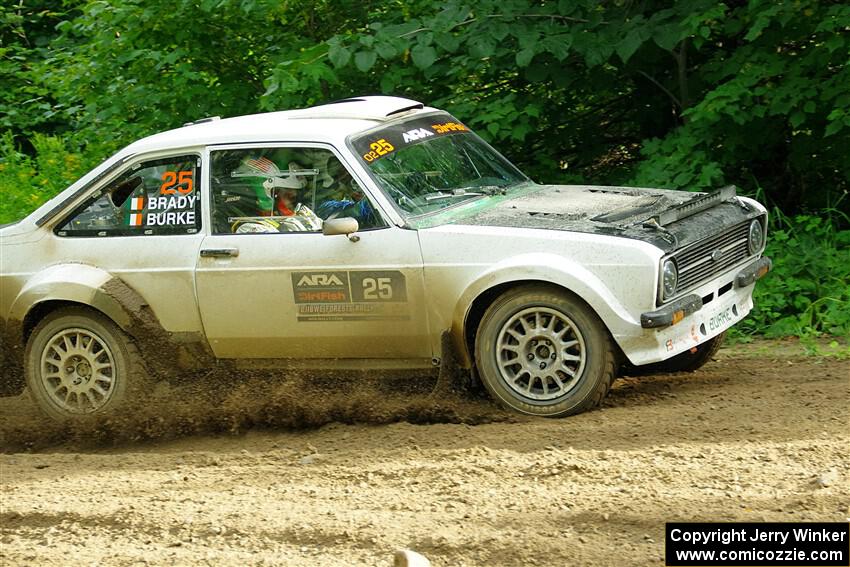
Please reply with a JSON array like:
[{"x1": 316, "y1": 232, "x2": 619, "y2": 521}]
[{"x1": 237, "y1": 157, "x2": 307, "y2": 201}]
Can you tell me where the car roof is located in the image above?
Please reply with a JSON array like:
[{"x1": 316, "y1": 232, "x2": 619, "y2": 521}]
[
  {"x1": 124, "y1": 96, "x2": 434, "y2": 154},
  {"x1": 22, "y1": 96, "x2": 439, "y2": 230}
]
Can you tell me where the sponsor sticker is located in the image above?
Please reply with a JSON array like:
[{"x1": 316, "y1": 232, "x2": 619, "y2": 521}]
[
  {"x1": 353, "y1": 113, "x2": 471, "y2": 163},
  {"x1": 291, "y1": 270, "x2": 408, "y2": 321},
  {"x1": 126, "y1": 180, "x2": 199, "y2": 229}
]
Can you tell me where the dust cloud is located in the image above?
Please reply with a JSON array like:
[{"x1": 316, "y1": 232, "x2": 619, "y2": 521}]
[{"x1": 0, "y1": 370, "x2": 514, "y2": 452}]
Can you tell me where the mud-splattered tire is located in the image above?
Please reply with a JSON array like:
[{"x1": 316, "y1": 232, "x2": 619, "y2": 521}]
[
  {"x1": 631, "y1": 332, "x2": 726, "y2": 375},
  {"x1": 474, "y1": 285, "x2": 615, "y2": 417},
  {"x1": 25, "y1": 307, "x2": 145, "y2": 421}
]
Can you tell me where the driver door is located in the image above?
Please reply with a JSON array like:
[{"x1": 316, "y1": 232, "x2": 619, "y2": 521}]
[{"x1": 194, "y1": 144, "x2": 431, "y2": 363}]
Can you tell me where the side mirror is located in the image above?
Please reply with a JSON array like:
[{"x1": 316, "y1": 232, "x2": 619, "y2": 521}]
[{"x1": 322, "y1": 217, "x2": 360, "y2": 242}]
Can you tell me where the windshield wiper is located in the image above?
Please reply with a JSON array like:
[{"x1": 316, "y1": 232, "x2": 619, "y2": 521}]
[
  {"x1": 424, "y1": 189, "x2": 485, "y2": 201},
  {"x1": 474, "y1": 185, "x2": 509, "y2": 195},
  {"x1": 422, "y1": 184, "x2": 513, "y2": 201}
]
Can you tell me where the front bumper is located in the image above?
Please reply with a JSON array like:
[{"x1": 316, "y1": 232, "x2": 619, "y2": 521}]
[
  {"x1": 734, "y1": 256, "x2": 772, "y2": 288},
  {"x1": 640, "y1": 257, "x2": 772, "y2": 330},
  {"x1": 619, "y1": 256, "x2": 771, "y2": 366},
  {"x1": 640, "y1": 294, "x2": 703, "y2": 329}
]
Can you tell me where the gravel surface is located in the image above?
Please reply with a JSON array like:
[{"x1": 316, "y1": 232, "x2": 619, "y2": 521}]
[{"x1": 1, "y1": 340, "x2": 848, "y2": 566}]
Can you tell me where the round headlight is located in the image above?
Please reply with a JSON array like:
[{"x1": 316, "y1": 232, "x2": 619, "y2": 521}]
[
  {"x1": 662, "y1": 259, "x2": 678, "y2": 301},
  {"x1": 748, "y1": 219, "x2": 764, "y2": 254}
]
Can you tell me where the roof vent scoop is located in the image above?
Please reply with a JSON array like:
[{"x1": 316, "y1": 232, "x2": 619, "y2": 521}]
[
  {"x1": 303, "y1": 96, "x2": 424, "y2": 121},
  {"x1": 183, "y1": 116, "x2": 221, "y2": 127},
  {"x1": 386, "y1": 102, "x2": 424, "y2": 116}
]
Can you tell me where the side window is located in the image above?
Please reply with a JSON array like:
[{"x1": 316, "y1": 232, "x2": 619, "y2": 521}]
[
  {"x1": 210, "y1": 147, "x2": 386, "y2": 234},
  {"x1": 57, "y1": 155, "x2": 201, "y2": 237}
]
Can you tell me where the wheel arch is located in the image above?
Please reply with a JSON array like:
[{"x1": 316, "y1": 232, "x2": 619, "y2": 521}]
[
  {"x1": 22, "y1": 300, "x2": 120, "y2": 346},
  {"x1": 2, "y1": 265, "x2": 135, "y2": 397},
  {"x1": 4, "y1": 264, "x2": 214, "y2": 395},
  {"x1": 451, "y1": 255, "x2": 636, "y2": 368},
  {"x1": 10, "y1": 264, "x2": 134, "y2": 340}
]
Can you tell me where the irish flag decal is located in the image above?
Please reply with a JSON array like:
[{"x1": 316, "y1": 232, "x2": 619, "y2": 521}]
[{"x1": 127, "y1": 195, "x2": 145, "y2": 227}]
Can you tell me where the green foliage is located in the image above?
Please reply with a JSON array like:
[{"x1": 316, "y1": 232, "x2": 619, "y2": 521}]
[
  {"x1": 0, "y1": 133, "x2": 93, "y2": 224},
  {"x1": 1, "y1": 0, "x2": 848, "y2": 339},
  {"x1": 735, "y1": 214, "x2": 850, "y2": 339},
  {"x1": 3, "y1": 0, "x2": 374, "y2": 148},
  {"x1": 798, "y1": 338, "x2": 850, "y2": 359},
  {"x1": 632, "y1": 1, "x2": 850, "y2": 215},
  {"x1": 0, "y1": 1, "x2": 85, "y2": 136},
  {"x1": 313, "y1": 0, "x2": 850, "y2": 211},
  {"x1": 4, "y1": 1, "x2": 847, "y2": 208}
]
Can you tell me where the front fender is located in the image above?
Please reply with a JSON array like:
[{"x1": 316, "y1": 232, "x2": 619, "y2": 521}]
[{"x1": 450, "y1": 252, "x2": 649, "y2": 365}]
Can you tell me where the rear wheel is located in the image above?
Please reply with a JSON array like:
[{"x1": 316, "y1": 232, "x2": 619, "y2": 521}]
[
  {"x1": 474, "y1": 285, "x2": 615, "y2": 417},
  {"x1": 25, "y1": 307, "x2": 145, "y2": 421}
]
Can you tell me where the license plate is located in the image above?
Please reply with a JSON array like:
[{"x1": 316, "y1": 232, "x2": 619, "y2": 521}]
[{"x1": 705, "y1": 303, "x2": 736, "y2": 334}]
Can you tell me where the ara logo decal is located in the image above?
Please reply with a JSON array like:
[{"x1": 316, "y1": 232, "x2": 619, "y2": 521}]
[
  {"x1": 402, "y1": 128, "x2": 435, "y2": 143},
  {"x1": 292, "y1": 271, "x2": 349, "y2": 304},
  {"x1": 291, "y1": 270, "x2": 410, "y2": 316},
  {"x1": 296, "y1": 273, "x2": 345, "y2": 287}
]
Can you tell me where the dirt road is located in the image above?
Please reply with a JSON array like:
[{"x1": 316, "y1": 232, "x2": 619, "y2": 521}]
[{"x1": 1, "y1": 340, "x2": 848, "y2": 566}]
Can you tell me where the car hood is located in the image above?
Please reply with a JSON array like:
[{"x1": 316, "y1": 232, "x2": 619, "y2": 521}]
[{"x1": 432, "y1": 184, "x2": 760, "y2": 253}]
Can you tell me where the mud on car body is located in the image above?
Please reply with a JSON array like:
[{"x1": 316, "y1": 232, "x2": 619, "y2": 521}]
[{"x1": 0, "y1": 96, "x2": 771, "y2": 421}]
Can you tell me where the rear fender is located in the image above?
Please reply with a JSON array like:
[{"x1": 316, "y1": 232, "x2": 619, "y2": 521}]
[
  {"x1": 10, "y1": 264, "x2": 131, "y2": 330},
  {"x1": 2, "y1": 264, "x2": 131, "y2": 396},
  {"x1": 3, "y1": 264, "x2": 213, "y2": 396}
]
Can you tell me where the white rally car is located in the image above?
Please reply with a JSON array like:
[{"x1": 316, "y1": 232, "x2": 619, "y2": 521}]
[{"x1": 0, "y1": 96, "x2": 770, "y2": 421}]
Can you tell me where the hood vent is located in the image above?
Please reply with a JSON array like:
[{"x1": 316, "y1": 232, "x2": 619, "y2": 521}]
[
  {"x1": 651, "y1": 185, "x2": 737, "y2": 226},
  {"x1": 590, "y1": 195, "x2": 666, "y2": 224},
  {"x1": 527, "y1": 211, "x2": 587, "y2": 221}
]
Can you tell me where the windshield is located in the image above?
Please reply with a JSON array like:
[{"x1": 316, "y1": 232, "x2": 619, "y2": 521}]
[{"x1": 350, "y1": 113, "x2": 529, "y2": 216}]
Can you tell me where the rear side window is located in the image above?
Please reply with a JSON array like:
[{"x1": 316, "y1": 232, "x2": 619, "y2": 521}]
[{"x1": 56, "y1": 155, "x2": 201, "y2": 237}]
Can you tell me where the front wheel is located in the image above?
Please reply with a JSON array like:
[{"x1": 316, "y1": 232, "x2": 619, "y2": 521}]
[
  {"x1": 25, "y1": 307, "x2": 145, "y2": 421},
  {"x1": 474, "y1": 285, "x2": 615, "y2": 417}
]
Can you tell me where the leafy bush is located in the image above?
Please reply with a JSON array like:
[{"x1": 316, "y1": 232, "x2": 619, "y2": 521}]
[
  {"x1": 0, "y1": 132, "x2": 93, "y2": 224},
  {"x1": 736, "y1": 213, "x2": 850, "y2": 339}
]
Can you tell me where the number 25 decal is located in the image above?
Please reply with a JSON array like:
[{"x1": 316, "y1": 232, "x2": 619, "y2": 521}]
[
  {"x1": 160, "y1": 170, "x2": 194, "y2": 195},
  {"x1": 370, "y1": 139, "x2": 394, "y2": 156},
  {"x1": 362, "y1": 277, "x2": 393, "y2": 300}
]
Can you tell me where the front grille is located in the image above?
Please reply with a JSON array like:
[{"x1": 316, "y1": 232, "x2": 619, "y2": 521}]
[{"x1": 672, "y1": 220, "x2": 754, "y2": 292}]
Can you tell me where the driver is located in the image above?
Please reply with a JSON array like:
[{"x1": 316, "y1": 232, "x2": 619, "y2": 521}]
[{"x1": 230, "y1": 157, "x2": 322, "y2": 233}]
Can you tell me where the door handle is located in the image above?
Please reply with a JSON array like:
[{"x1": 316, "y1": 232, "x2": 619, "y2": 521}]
[{"x1": 200, "y1": 248, "x2": 239, "y2": 258}]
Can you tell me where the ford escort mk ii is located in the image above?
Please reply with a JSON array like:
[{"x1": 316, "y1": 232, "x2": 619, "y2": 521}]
[{"x1": 0, "y1": 96, "x2": 771, "y2": 420}]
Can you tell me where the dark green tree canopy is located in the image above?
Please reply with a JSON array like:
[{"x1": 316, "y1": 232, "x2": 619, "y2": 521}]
[
  {"x1": 2, "y1": 0, "x2": 848, "y2": 338},
  {"x1": 4, "y1": 0, "x2": 848, "y2": 215}
]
